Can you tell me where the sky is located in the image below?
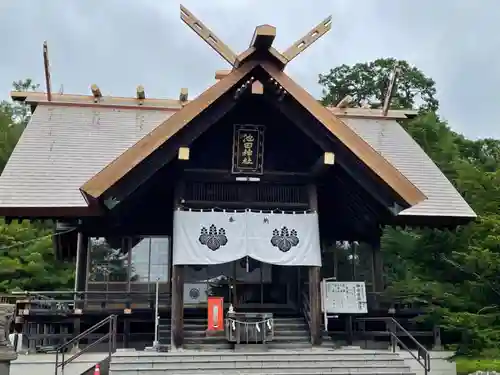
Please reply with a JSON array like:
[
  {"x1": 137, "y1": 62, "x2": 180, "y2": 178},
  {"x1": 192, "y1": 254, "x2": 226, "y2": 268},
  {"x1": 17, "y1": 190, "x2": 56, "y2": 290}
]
[{"x1": 0, "y1": 0, "x2": 499, "y2": 139}]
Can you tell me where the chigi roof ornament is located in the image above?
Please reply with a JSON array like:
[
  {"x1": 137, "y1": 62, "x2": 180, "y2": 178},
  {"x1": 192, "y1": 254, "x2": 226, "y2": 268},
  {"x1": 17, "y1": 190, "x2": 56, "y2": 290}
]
[{"x1": 180, "y1": 4, "x2": 332, "y2": 70}]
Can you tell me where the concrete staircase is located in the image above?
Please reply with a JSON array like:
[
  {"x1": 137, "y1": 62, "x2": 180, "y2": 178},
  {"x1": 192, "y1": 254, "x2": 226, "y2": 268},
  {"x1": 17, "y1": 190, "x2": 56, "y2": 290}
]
[
  {"x1": 269, "y1": 316, "x2": 312, "y2": 349},
  {"x1": 159, "y1": 316, "x2": 231, "y2": 350},
  {"x1": 109, "y1": 348, "x2": 416, "y2": 375},
  {"x1": 158, "y1": 314, "x2": 321, "y2": 350},
  {"x1": 157, "y1": 318, "x2": 171, "y2": 346},
  {"x1": 184, "y1": 316, "x2": 231, "y2": 350}
]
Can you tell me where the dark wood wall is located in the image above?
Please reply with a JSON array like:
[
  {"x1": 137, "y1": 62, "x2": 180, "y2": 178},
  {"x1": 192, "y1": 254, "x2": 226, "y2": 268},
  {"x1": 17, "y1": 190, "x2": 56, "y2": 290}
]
[
  {"x1": 187, "y1": 95, "x2": 322, "y2": 173},
  {"x1": 81, "y1": 95, "x2": 388, "y2": 243}
]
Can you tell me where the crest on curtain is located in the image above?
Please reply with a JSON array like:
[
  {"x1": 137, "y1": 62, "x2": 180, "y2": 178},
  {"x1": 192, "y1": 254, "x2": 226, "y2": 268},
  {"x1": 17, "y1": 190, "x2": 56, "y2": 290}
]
[
  {"x1": 199, "y1": 224, "x2": 228, "y2": 251},
  {"x1": 271, "y1": 226, "x2": 299, "y2": 253}
]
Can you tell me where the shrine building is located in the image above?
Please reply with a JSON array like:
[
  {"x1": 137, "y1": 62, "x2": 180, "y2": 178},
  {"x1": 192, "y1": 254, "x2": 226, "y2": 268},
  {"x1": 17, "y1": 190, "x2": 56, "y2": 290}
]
[{"x1": 0, "y1": 5, "x2": 475, "y2": 351}]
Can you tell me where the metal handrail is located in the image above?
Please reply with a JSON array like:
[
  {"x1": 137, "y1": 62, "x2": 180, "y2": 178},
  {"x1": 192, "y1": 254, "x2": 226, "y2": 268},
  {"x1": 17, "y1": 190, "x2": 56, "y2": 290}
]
[
  {"x1": 357, "y1": 317, "x2": 431, "y2": 375},
  {"x1": 54, "y1": 314, "x2": 117, "y2": 375}
]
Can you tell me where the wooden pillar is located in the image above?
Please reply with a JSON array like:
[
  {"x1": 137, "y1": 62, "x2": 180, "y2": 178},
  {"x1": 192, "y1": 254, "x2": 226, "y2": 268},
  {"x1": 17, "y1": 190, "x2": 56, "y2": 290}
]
[
  {"x1": 74, "y1": 233, "x2": 89, "y2": 297},
  {"x1": 170, "y1": 265, "x2": 184, "y2": 349},
  {"x1": 124, "y1": 318, "x2": 130, "y2": 349},
  {"x1": 371, "y1": 235, "x2": 384, "y2": 293},
  {"x1": 170, "y1": 180, "x2": 185, "y2": 349},
  {"x1": 73, "y1": 232, "x2": 88, "y2": 347},
  {"x1": 307, "y1": 184, "x2": 322, "y2": 346}
]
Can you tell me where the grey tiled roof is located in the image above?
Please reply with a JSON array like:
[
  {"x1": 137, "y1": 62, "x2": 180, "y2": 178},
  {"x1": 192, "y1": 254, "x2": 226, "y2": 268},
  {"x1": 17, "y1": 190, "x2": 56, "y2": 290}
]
[
  {"x1": 0, "y1": 105, "x2": 175, "y2": 207},
  {"x1": 0, "y1": 104, "x2": 476, "y2": 219},
  {"x1": 343, "y1": 118, "x2": 476, "y2": 218}
]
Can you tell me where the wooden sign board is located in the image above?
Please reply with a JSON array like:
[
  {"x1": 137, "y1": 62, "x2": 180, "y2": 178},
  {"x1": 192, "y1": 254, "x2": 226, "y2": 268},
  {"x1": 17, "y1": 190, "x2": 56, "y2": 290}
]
[
  {"x1": 321, "y1": 281, "x2": 368, "y2": 314},
  {"x1": 231, "y1": 124, "x2": 265, "y2": 175}
]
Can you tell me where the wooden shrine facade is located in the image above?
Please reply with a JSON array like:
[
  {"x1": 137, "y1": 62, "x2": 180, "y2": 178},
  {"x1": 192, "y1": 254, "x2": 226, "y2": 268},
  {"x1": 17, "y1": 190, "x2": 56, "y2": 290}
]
[{"x1": 0, "y1": 5, "x2": 476, "y2": 350}]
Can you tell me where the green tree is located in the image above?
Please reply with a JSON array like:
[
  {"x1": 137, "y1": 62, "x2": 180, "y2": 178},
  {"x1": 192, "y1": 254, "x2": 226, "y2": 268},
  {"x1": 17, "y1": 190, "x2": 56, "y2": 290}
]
[
  {"x1": 319, "y1": 58, "x2": 439, "y2": 111},
  {"x1": 0, "y1": 219, "x2": 74, "y2": 292},
  {"x1": 319, "y1": 59, "x2": 500, "y2": 356}
]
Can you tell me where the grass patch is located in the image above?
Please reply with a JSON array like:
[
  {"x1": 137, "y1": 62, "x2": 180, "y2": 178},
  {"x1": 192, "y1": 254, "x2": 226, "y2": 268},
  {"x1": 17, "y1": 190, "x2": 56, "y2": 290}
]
[{"x1": 456, "y1": 357, "x2": 500, "y2": 374}]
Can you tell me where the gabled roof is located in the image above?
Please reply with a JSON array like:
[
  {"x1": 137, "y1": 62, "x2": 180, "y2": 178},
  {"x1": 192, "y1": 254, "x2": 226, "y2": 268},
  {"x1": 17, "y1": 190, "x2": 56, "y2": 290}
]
[
  {"x1": 0, "y1": 101, "x2": 475, "y2": 220},
  {"x1": 80, "y1": 60, "x2": 258, "y2": 199},
  {"x1": 80, "y1": 60, "x2": 426, "y2": 208},
  {"x1": 343, "y1": 118, "x2": 476, "y2": 218},
  {"x1": 0, "y1": 5, "x2": 476, "y2": 222}
]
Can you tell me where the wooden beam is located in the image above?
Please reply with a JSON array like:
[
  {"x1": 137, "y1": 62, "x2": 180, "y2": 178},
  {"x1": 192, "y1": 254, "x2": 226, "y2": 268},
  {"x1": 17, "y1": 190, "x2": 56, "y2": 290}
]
[
  {"x1": 178, "y1": 146, "x2": 190, "y2": 160},
  {"x1": 136, "y1": 85, "x2": 145, "y2": 100},
  {"x1": 235, "y1": 46, "x2": 288, "y2": 70},
  {"x1": 81, "y1": 61, "x2": 258, "y2": 200},
  {"x1": 260, "y1": 62, "x2": 427, "y2": 207},
  {"x1": 43, "y1": 41, "x2": 52, "y2": 102},
  {"x1": 179, "y1": 88, "x2": 188, "y2": 103},
  {"x1": 311, "y1": 152, "x2": 335, "y2": 177},
  {"x1": 8, "y1": 91, "x2": 418, "y2": 119},
  {"x1": 180, "y1": 4, "x2": 237, "y2": 66},
  {"x1": 282, "y1": 16, "x2": 332, "y2": 62},
  {"x1": 250, "y1": 24, "x2": 276, "y2": 49},
  {"x1": 382, "y1": 64, "x2": 400, "y2": 116},
  {"x1": 215, "y1": 70, "x2": 230, "y2": 80}
]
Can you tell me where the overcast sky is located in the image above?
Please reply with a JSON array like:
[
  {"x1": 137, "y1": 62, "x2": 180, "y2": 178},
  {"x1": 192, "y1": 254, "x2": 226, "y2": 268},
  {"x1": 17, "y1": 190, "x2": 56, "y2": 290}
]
[{"x1": 0, "y1": 0, "x2": 499, "y2": 139}]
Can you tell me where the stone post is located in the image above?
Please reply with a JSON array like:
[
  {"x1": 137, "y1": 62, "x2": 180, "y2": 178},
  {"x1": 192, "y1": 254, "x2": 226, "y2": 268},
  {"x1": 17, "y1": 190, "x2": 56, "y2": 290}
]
[{"x1": 0, "y1": 304, "x2": 17, "y2": 375}]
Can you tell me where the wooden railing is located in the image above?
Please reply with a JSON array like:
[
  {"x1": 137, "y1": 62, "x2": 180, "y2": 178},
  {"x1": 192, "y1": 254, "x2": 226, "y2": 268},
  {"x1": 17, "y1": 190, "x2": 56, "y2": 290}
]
[
  {"x1": 54, "y1": 314, "x2": 117, "y2": 375},
  {"x1": 8, "y1": 288, "x2": 170, "y2": 315}
]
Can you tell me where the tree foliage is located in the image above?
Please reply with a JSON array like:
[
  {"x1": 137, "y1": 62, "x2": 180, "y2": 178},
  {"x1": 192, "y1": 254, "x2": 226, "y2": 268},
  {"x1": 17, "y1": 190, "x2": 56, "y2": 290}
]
[
  {"x1": 320, "y1": 58, "x2": 500, "y2": 356},
  {"x1": 319, "y1": 58, "x2": 439, "y2": 111}
]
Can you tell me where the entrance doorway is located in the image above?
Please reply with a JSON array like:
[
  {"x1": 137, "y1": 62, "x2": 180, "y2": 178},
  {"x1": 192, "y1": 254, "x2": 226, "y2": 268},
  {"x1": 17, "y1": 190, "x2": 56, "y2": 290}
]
[{"x1": 183, "y1": 259, "x2": 301, "y2": 312}]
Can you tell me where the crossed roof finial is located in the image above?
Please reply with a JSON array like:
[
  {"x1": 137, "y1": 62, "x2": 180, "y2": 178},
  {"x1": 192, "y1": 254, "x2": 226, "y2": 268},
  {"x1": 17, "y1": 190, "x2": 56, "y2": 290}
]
[{"x1": 180, "y1": 5, "x2": 332, "y2": 70}]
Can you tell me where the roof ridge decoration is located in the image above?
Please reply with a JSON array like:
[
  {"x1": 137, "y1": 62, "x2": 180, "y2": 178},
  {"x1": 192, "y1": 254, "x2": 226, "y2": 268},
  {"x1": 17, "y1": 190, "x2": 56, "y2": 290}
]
[
  {"x1": 180, "y1": 4, "x2": 332, "y2": 70},
  {"x1": 80, "y1": 6, "x2": 427, "y2": 209}
]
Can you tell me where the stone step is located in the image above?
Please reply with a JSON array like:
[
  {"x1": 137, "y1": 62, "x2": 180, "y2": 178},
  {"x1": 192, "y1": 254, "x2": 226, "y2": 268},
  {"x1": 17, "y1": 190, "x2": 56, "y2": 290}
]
[
  {"x1": 110, "y1": 364, "x2": 413, "y2": 375},
  {"x1": 112, "y1": 359, "x2": 409, "y2": 369},
  {"x1": 273, "y1": 323, "x2": 308, "y2": 328},
  {"x1": 112, "y1": 351, "x2": 408, "y2": 360},
  {"x1": 267, "y1": 342, "x2": 313, "y2": 349},
  {"x1": 183, "y1": 343, "x2": 233, "y2": 351},
  {"x1": 272, "y1": 329, "x2": 309, "y2": 335},
  {"x1": 185, "y1": 337, "x2": 228, "y2": 344}
]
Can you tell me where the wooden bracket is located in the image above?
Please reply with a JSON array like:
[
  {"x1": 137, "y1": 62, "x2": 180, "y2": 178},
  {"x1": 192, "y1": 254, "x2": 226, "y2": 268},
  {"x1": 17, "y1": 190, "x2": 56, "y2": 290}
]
[
  {"x1": 178, "y1": 147, "x2": 190, "y2": 161},
  {"x1": 180, "y1": 5, "x2": 238, "y2": 66},
  {"x1": 250, "y1": 24, "x2": 276, "y2": 49},
  {"x1": 311, "y1": 152, "x2": 335, "y2": 177},
  {"x1": 282, "y1": 16, "x2": 332, "y2": 62},
  {"x1": 215, "y1": 70, "x2": 231, "y2": 80}
]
